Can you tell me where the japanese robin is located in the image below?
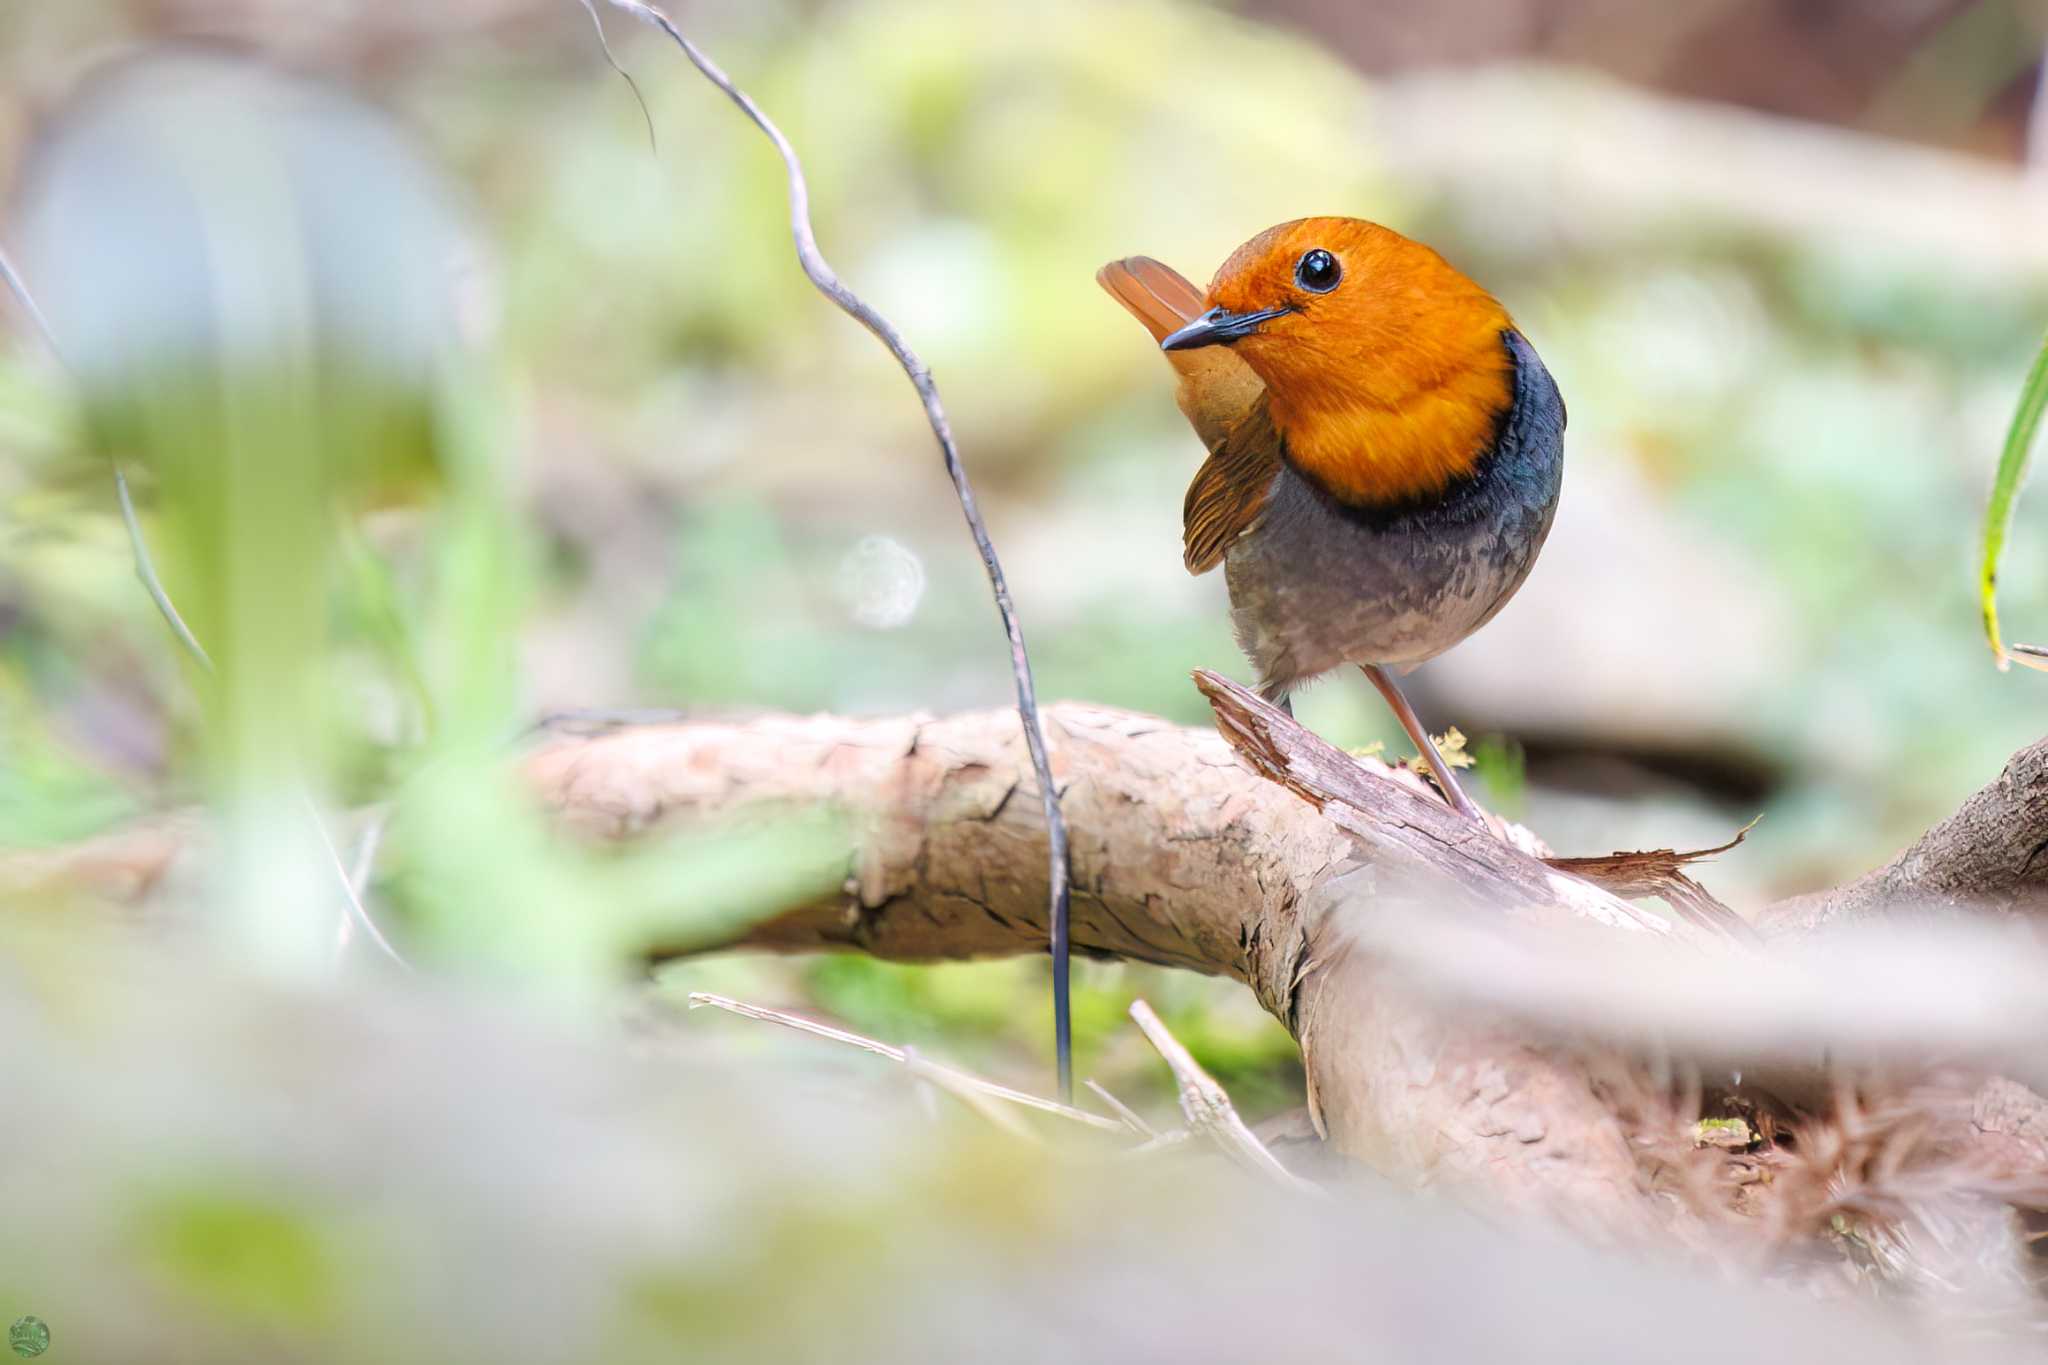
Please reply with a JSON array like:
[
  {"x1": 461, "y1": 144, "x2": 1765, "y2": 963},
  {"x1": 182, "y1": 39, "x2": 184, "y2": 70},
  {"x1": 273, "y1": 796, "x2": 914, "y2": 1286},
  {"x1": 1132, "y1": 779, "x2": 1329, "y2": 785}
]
[{"x1": 1098, "y1": 217, "x2": 1564, "y2": 820}]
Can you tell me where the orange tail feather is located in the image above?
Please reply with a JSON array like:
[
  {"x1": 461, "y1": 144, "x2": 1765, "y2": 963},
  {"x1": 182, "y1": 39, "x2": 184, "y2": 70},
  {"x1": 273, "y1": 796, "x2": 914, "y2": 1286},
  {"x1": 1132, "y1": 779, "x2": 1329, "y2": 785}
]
[{"x1": 1095, "y1": 255, "x2": 1204, "y2": 343}]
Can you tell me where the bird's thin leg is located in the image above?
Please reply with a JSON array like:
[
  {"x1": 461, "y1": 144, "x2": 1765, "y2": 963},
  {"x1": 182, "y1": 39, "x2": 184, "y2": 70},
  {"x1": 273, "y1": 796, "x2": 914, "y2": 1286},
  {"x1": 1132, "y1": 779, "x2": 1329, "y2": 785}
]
[
  {"x1": 1360, "y1": 665, "x2": 1482, "y2": 823},
  {"x1": 1256, "y1": 681, "x2": 1295, "y2": 718}
]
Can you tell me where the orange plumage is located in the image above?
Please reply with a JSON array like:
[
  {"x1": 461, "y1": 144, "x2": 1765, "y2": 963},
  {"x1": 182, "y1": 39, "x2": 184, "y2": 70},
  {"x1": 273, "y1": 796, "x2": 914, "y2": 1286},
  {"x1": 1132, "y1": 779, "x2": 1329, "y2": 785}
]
[{"x1": 1205, "y1": 219, "x2": 1515, "y2": 508}]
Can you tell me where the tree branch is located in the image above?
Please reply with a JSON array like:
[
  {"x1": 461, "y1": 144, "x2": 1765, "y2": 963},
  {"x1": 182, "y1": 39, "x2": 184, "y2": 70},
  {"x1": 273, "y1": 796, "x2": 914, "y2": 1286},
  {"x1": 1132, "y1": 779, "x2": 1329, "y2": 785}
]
[
  {"x1": 518, "y1": 689, "x2": 1717, "y2": 1234},
  {"x1": 1760, "y1": 735, "x2": 2048, "y2": 934}
]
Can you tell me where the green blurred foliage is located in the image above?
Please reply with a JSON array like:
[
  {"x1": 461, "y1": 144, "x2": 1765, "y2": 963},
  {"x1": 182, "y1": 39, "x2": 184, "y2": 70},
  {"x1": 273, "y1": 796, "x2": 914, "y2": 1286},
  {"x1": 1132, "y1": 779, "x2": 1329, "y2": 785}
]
[
  {"x1": 1472, "y1": 734, "x2": 1528, "y2": 820},
  {"x1": 134, "y1": 1188, "x2": 342, "y2": 1335},
  {"x1": 0, "y1": 49, "x2": 854, "y2": 995}
]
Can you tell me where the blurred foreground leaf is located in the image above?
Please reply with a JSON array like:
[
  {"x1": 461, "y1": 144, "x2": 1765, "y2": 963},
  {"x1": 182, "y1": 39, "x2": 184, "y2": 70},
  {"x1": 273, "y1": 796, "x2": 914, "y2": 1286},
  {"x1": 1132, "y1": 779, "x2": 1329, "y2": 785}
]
[{"x1": 379, "y1": 369, "x2": 850, "y2": 989}]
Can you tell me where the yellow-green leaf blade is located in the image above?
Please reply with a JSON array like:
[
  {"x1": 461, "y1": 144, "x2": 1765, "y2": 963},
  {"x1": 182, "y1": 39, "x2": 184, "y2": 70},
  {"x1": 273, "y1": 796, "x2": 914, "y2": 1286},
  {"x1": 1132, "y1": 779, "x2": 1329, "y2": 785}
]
[{"x1": 1981, "y1": 329, "x2": 2048, "y2": 666}]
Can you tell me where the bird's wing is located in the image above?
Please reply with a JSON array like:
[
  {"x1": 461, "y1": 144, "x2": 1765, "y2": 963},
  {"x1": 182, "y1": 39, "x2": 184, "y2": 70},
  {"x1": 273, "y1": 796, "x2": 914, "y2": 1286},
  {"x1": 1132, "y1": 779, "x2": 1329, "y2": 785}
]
[
  {"x1": 1096, "y1": 256, "x2": 1278, "y2": 575},
  {"x1": 1181, "y1": 394, "x2": 1282, "y2": 574}
]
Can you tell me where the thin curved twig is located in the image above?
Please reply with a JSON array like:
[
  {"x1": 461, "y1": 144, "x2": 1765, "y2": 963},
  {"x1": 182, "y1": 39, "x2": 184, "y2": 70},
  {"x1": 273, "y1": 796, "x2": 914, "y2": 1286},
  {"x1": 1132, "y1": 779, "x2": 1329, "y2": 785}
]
[
  {"x1": 0, "y1": 241, "x2": 61, "y2": 356},
  {"x1": 1086, "y1": 1078, "x2": 1156, "y2": 1138},
  {"x1": 574, "y1": 0, "x2": 656, "y2": 153},
  {"x1": 113, "y1": 467, "x2": 213, "y2": 669},
  {"x1": 594, "y1": 2, "x2": 1075, "y2": 1097},
  {"x1": 303, "y1": 793, "x2": 408, "y2": 969}
]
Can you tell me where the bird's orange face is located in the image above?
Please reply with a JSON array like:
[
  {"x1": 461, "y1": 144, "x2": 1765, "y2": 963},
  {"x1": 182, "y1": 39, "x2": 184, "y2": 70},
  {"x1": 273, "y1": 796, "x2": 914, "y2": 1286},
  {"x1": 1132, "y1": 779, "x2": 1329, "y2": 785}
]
[{"x1": 1163, "y1": 217, "x2": 1516, "y2": 509}]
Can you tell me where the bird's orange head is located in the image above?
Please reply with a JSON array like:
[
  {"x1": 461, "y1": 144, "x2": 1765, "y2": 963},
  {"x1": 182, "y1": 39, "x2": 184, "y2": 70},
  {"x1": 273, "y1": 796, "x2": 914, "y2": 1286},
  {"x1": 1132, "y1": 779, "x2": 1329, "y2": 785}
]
[{"x1": 1162, "y1": 217, "x2": 1516, "y2": 508}]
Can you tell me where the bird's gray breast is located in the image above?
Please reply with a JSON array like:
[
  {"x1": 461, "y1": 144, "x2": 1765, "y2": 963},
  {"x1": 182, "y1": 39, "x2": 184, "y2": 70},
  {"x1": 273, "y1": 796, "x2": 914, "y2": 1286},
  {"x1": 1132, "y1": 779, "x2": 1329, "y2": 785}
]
[{"x1": 1224, "y1": 329, "x2": 1565, "y2": 698}]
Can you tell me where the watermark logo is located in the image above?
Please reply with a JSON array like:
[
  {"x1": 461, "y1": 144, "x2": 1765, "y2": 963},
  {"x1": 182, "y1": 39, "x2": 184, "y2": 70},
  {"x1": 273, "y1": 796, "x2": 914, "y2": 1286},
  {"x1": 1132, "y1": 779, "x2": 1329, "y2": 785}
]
[{"x1": 7, "y1": 1317, "x2": 47, "y2": 1358}]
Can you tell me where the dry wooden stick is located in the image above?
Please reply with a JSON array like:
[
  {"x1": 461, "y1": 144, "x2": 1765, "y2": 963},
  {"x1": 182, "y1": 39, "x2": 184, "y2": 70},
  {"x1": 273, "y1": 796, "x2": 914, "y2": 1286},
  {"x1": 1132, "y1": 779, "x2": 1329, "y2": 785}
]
[
  {"x1": 902, "y1": 1044, "x2": 1039, "y2": 1141},
  {"x1": 594, "y1": 0, "x2": 1076, "y2": 1100},
  {"x1": 1128, "y1": 999, "x2": 1320, "y2": 1194},
  {"x1": 685, "y1": 993, "x2": 1120, "y2": 1134},
  {"x1": 1124, "y1": 1128, "x2": 1194, "y2": 1158},
  {"x1": 1086, "y1": 1078, "x2": 1156, "y2": 1138}
]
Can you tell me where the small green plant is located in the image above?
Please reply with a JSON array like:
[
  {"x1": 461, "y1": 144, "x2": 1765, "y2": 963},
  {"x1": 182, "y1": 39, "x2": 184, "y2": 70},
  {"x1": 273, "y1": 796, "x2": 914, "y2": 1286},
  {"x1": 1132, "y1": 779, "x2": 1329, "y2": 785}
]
[{"x1": 1979, "y1": 328, "x2": 2048, "y2": 670}]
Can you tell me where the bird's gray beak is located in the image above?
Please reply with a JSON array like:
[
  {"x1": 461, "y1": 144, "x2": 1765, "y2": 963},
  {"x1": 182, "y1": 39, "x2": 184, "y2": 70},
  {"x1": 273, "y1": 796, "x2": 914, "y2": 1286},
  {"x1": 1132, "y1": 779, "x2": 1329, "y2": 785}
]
[{"x1": 1160, "y1": 304, "x2": 1293, "y2": 351}]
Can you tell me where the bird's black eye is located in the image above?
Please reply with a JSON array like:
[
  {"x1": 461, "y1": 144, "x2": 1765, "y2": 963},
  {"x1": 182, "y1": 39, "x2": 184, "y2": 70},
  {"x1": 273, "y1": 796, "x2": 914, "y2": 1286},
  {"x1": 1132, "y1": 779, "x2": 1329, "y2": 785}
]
[{"x1": 1294, "y1": 248, "x2": 1341, "y2": 294}]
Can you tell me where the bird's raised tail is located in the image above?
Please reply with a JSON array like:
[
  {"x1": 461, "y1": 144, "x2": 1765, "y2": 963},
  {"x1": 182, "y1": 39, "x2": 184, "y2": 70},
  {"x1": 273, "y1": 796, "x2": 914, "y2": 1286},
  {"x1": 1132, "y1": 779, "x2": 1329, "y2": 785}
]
[
  {"x1": 1098, "y1": 252, "x2": 1277, "y2": 576},
  {"x1": 1095, "y1": 256, "x2": 1204, "y2": 341}
]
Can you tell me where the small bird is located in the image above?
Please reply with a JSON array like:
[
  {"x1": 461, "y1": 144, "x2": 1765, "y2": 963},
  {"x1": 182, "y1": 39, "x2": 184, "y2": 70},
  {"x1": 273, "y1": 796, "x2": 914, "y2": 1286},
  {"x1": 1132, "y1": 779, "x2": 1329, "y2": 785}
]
[{"x1": 1098, "y1": 218, "x2": 1564, "y2": 820}]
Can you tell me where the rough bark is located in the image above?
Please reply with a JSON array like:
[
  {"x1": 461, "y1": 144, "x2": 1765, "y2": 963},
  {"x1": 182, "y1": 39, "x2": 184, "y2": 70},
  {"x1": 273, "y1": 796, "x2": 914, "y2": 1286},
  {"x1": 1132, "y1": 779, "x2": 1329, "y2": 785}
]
[
  {"x1": 531, "y1": 699, "x2": 1351, "y2": 1012},
  {"x1": 1759, "y1": 736, "x2": 2048, "y2": 935}
]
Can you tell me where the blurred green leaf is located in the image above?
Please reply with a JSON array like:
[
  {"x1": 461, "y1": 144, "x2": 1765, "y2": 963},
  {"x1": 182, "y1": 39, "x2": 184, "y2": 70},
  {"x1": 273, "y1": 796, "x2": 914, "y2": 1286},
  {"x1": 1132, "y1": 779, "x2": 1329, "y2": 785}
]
[
  {"x1": 134, "y1": 1188, "x2": 337, "y2": 1333},
  {"x1": 1472, "y1": 734, "x2": 1528, "y2": 820}
]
